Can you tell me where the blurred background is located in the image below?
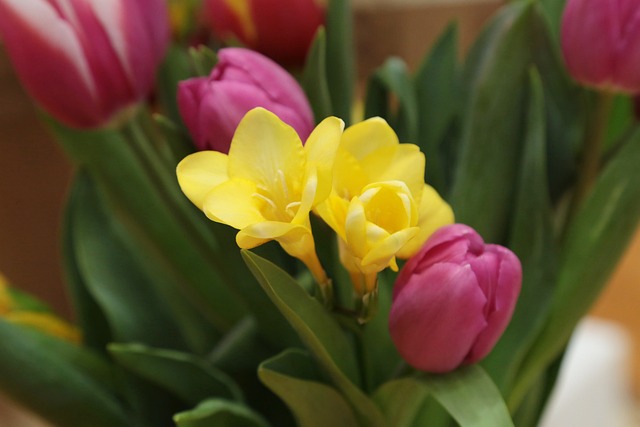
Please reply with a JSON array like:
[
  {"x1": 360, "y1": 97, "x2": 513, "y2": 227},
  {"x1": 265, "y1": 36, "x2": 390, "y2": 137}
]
[{"x1": 0, "y1": 0, "x2": 639, "y2": 425}]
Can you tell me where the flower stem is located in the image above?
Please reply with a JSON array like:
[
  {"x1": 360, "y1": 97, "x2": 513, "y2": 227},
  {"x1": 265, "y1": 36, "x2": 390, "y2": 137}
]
[{"x1": 564, "y1": 92, "x2": 614, "y2": 233}]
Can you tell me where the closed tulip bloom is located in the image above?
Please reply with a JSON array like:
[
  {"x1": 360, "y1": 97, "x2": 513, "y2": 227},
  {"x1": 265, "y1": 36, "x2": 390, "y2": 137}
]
[
  {"x1": 561, "y1": 0, "x2": 640, "y2": 93},
  {"x1": 0, "y1": 0, "x2": 170, "y2": 128},
  {"x1": 204, "y1": 0, "x2": 324, "y2": 66},
  {"x1": 178, "y1": 47, "x2": 314, "y2": 153},
  {"x1": 389, "y1": 224, "x2": 521, "y2": 373}
]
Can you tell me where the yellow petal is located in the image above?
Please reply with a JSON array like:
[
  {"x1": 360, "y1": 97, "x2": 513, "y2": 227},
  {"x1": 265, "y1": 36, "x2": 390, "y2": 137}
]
[
  {"x1": 345, "y1": 197, "x2": 368, "y2": 259},
  {"x1": 315, "y1": 193, "x2": 349, "y2": 240},
  {"x1": 333, "y1": 147, "x2": 368, "y2": 199},
  {"x1": 228, "y1": 108, "x2": 305, "y2": 192},
  {"x1": 341, "y1": 117, "x2": 399, "y2": 161},
  {"x1": 202, "y1": 178, "x2": 265, "y2": 229},
  {"x1": 238, "y1": 221, "x2": 312, "y2": 256},
  {"x1": 360, "y1": 144, "x2": 425, "y2": 201},
  {"x1": 361, "y1": 227, "x2": 419, "y2": 274},
  {"x1": 176, "y1": 151, "x2": 229, "y2": 210},
  {"x1": 304, "y1": 116, "x2": 344, "y2": 203},
  {"x1": 397, "y1": 184, "x2": 455, "y2": 258}
]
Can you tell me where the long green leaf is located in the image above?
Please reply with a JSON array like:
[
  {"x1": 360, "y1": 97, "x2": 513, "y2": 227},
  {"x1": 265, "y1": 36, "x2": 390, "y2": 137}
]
[
  {"x1": 0, "y1": 321, "x2": 128, "y2": 427},
  {"x1": 373, "y1": 378, "x2": 429, "y2": 427},
  {"x1": 109, "y1": 343, "x2": 243, "y2": 406},
  {"x1": 511, "y1": 125, "x2": 640, "y2": 409},
  {"x1": 364, "y1": 57, "x2": 418, "y2": 142},
  {"x1": 241, "y1": 250, "x2": 386, "y2": 427},
  {"x1": 70, "y1": 172, "x2": 190, "y2": 351},
  {"x1": 414, "y1": 23, "x2": 460, "y2": 194},
  {"x1": 482, "y1": 69, "x2": 556, "y2": 392},
  {"x1": 302, "y1": 28, "x2": 333, "y2": 122},
  {"x1": 62, "y1": 177, "x2": 112, "y2": 356},
  {"x1": 326, "y1": 0, "x2": 355, "y2": 123},
  {"x1": 450, "y1": 0, "x2": 535, "y2": 243},
  {"x1": 53, "y1": 120, "x2": 246, "y2": 332},
  {"x1": 259, "y1": 349, "x2": 359, "y2": 427},
  {"x1": 174, "y1": 399, "x2": 271, "y2": 427},
  {"x1": 422, "y1": 366, "x2": 514, "y2": 427}
]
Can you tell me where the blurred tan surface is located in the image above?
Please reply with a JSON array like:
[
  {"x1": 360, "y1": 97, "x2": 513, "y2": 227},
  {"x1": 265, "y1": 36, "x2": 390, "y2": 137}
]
[
  {"x1": 591, "y1": 228, "x2": 640, "y2": 397},
  {"x1": 0, "y1": 46, "x2": 73, "y2": 318}
]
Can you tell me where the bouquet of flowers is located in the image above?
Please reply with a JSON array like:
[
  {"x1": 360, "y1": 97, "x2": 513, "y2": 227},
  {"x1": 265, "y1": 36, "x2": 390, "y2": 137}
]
[{"x1": 0, "y1": 0, "x2": 638, "y2": 426}]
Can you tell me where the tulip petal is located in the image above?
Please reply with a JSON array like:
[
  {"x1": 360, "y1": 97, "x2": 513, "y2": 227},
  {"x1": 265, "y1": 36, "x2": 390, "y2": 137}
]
[
  {"x1": 0, "y1": 0, "x2": 101, "y2": 126},
  {"x1": 217, "y1": 48, "x2": 314, "y2": 122},
  {"x1": 176, "y1": 151, "x2": 229, "y2": 209},
  {"x1": 466, "y1": 245, "x2": 522, "y2": 363},
  {"x1": 345, "y1": 198, "x2": 368, "y2": 260},
  {"x1": 389, "y1": 263, "x2": 488, "y2": 372},
  {"x1": 202, "y1": 178, "x2": 265, "y2": 229}
]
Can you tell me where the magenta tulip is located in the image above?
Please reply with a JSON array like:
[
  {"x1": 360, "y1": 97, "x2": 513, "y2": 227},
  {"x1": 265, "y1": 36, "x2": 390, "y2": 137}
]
[
  {"x1": 0, "y1": 0, "x2": 170, "y2": 128},
  {"x1": 561, "y1": 0, "x2": 640, "y2": 93},
  {"x1": 177, "y1": 47, "x2": 314, "y2": 153},
  {"x1": 389, "y1": 224, "x2": 522, "y2": 373}
]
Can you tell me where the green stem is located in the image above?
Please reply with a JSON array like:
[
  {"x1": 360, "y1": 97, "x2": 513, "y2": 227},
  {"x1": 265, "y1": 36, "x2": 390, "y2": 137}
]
[{"x1": 564, "y1": 92, "x2": 614, "y2": 234}]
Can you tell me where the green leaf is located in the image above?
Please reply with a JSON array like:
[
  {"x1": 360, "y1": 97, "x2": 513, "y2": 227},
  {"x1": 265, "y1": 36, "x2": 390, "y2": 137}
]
[
  {"x1": 364, "y1": 57, "x2": 418, "y2": 142},
  {"x1": 511, "y1": 125, "x2": 640, "y2": 409},
  {"x1": 374, "y1": 366, "x2": 513, "y2": 427},
  {"x1": 482, "y1": 69, "x2": 557, "y2": 392},
  {"x1": 69, "y1": 172, "x2": 191, "y2": 350},
  {"x1": 450, "y1": 0, "x2": 535, "y2": 243},
  {"x1": 241, "y1": 250, "x2": 386, "y2": 427},
  {"x1": 188, "y1": 45, "x2": 219, "y2": 77},
  {"x1": 414, "y1": 23, "x2": 460, "y2": 194},
  {"x1": 302, "y1": 28, "x2": 333, "y2": 122},
  {"x1": 109, "y1": 343, "x2": 243, "y2": 406},
  {"x1": 53, "y1": 120, "x2": 246, "y2": 333},
  {"x1": 326, "y1": 0, "x2": 355, "y2": 124},
  {"x1": 174, "y1": 399, "x2": 271, "y2": 427},
  {"x1": 423, "y1": 366, "x2": 514, "y2": 427},
  {"x1": 109, "y1": 344, "x2": 242, "y2": 405},
  {"x1": 373, "y1": 378, "x2": 429, "y2": 427},
  {"x1": 529, "y1": 3, "x2": 586, "y2": 202},
  {"x1": 0, "y1": 320, "x2": 128, "y2": 427},
  {"x1": 157, "y1": 44, "x2": 194, "y2": 125},
  {"x1": 259, "y1": 349, "x2": 359, "y2": 427}
]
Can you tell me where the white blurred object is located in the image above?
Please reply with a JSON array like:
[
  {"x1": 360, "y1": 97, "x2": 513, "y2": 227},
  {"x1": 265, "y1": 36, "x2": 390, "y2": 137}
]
[{"x1": 540, "y1": 317, "x2": 637, "y2": 427}]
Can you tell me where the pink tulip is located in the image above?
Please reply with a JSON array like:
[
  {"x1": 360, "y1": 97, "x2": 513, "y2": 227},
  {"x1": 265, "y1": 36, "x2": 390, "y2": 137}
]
[
  {"x1": 389, "y1": 224, "x2": 522, "y2": 373},
  {"x1": 178, "y1": 47, "x2": 314, "y2": 153},
  {"x1": 204, "y1": 0, "x2": 324, "y2": 66},
  {"x1": 561, "y1": 0, "x2": 640, "y2": 93},
  {"x1": 0, "y1": 0, "x2": 170, "y2": 128}
]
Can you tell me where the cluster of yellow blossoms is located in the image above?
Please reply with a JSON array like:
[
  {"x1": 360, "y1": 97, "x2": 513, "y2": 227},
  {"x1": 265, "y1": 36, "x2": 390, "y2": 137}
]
[{"x1": 177, "y1": 108, "x2": 453, "y2": 299}]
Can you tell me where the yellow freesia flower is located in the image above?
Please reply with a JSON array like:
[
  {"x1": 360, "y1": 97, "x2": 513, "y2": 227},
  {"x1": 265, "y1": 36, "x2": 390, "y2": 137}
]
[
  {"x1": 177, "y1": 107, "x2": 344, "y2": 287},
  {"x1": 315, "y1": 117, "x2": 454, "y2": 294}
]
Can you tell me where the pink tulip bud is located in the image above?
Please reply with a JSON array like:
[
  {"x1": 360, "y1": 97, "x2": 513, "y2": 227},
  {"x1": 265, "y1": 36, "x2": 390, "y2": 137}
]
[
  {"x1": 204, "y1": 0, "x2": 324, "y2": 66},
  {"x1": 389, "y1": 224, "x2": 522, "y2": 373},
  {"x1": 178, "y1": 47, "x2": 315, "y2": 153},
  {"x1": 561, "y1": 0, "x2": 640, "y2": 93},
  {"x1": 0, "y1": 0, "x2": 170, "y2": 129}
]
